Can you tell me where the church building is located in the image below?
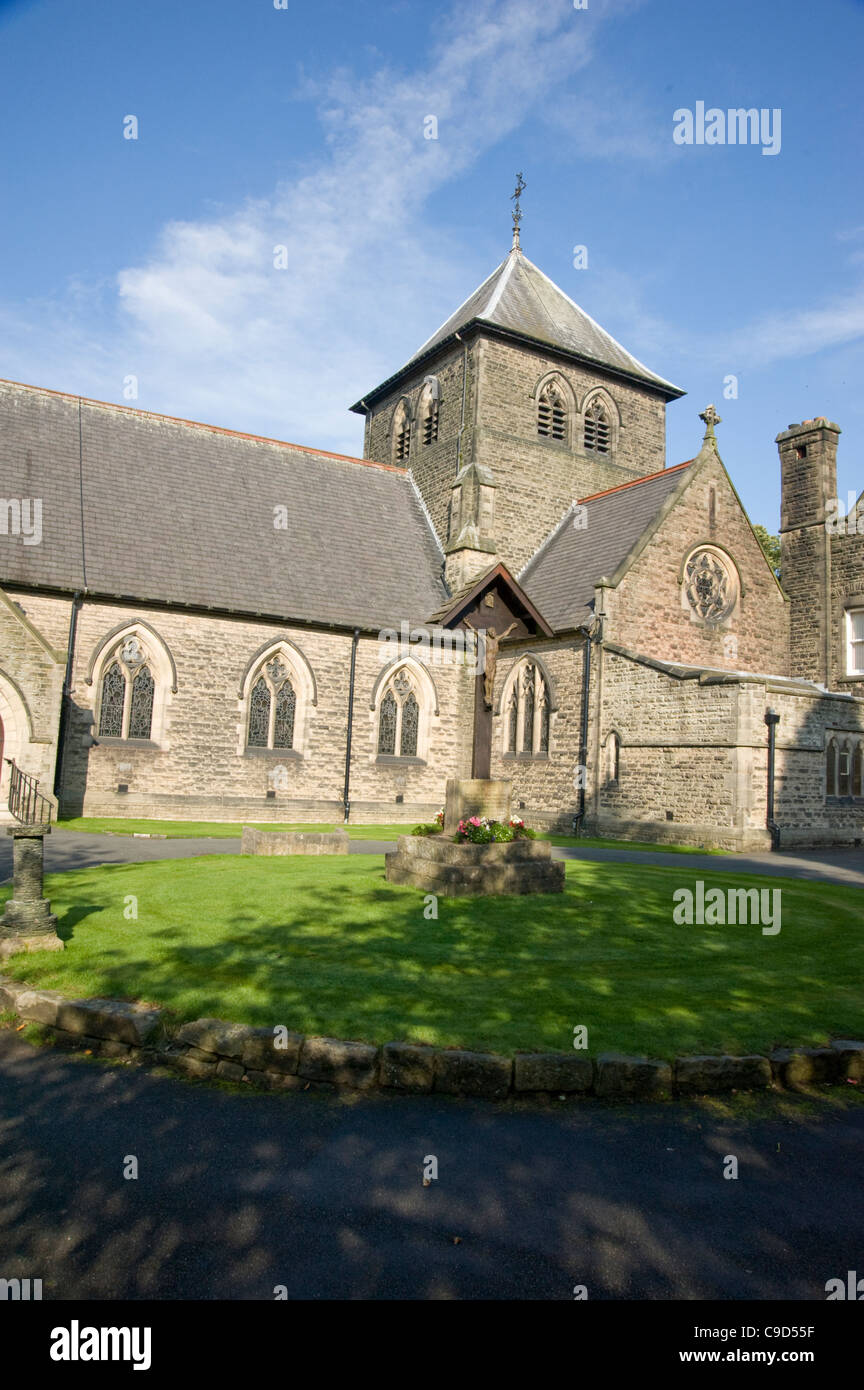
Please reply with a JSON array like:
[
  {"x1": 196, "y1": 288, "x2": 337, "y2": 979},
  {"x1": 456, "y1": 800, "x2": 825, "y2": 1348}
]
[{"x1": 2, "y1": 221, "x2": 863, "y2": 849}]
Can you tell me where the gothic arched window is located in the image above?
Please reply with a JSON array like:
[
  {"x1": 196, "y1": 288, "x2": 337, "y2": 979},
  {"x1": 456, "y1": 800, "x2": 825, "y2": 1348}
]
[
  {"x1": 826, "y1": 737, "x2": 838, "y2": 797},
  {"x1": 96, "y1": 635, "x2": 156, "y2": 740},
  {"x1": 245, "y1": 655, "x2": 298, "y2": 750},
  {"x1": 583, "y1": 399, "x2": 611, "y2": 454},
  {"x1": 537, "y1": 382, "x2": 567, "y2": 442},
  {"x1": 838, "y1": 740, "x2": 853, "y2": 798},
  {"x1": 376, "y1": 666, "x2": 427, "y2": 758},
  {"x1": 393, "y1": 400, "x2": 412, "y2": 464},
  {"x1": 419, "y1": 378, "x2": 440, "y2": 445},
  {"x1": 502, "y1": 659, "x2": 552, "y2": 757}
]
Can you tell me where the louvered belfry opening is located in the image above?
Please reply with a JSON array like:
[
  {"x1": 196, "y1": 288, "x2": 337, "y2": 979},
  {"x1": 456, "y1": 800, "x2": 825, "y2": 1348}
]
[
  {"x1": 584, "y1": 400, "x2": 611, "y2": 454},
  {"x1": 537, "y1": 385, "x2": 566, "y2": 442},
  {"x1": 395, "y1": 420, "x2": 411, "y2": 461},
  {"x1": 423, "y1": 400, "x2": 439, "y2": 445}
]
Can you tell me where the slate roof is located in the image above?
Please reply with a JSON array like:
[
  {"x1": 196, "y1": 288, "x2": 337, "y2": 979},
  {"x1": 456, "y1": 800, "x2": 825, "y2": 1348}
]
[
  {"x1": 0, "y1": 379, "x2": 448, "y2": 631},
  {"x1": 353, "y1": 247, "x2": 683, "y2": 406},
  {"x1": 519, "y1": 462, "x2": 694, "y2": 631}
]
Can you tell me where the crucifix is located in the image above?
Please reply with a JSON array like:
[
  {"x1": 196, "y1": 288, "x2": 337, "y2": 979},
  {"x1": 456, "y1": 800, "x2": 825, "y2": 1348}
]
[
  {"x1": 510, "y1": 171, "x2": 526, "y2": 249},
  {"x1": 463, "y1": 618, "x2": 518, "y2": 778}
]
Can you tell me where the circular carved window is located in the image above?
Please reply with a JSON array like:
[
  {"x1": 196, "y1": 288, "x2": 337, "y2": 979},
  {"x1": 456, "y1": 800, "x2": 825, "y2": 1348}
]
[{"x1": 683, "y1": 548, "x2": 736, "y2": 622}]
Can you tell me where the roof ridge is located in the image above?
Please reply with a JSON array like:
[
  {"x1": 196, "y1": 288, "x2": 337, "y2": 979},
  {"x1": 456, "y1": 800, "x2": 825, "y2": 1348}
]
[
  {"x1": 0, "y1": 376, "x2": 402, "y2": 475},
  {"x1": 578, "y1": 459, "x2": 693, "y2": 505},
  {"x1": 523, "y1": 254, "x2": 681, "y2": 394}
]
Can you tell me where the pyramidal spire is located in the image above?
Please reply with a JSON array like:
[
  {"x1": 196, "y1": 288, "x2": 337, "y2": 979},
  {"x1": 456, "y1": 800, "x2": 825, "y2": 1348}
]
[{"x1": 510, "y1": 171, "x2": 526, "y2": 251}]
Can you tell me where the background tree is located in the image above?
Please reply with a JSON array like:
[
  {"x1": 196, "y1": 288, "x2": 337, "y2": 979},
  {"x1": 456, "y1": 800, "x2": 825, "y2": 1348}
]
[{"x1": 753, "y1": 524, "x2": 781, "y2": 579}]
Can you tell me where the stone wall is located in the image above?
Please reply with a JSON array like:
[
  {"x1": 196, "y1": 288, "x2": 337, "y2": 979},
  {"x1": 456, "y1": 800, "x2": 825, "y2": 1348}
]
[
  {"x1": 829, "y1": 527, "x2": 864, "y2": 692},
  {"x1": 489, "y1": 637, "x2": 586, "y2": 828},
  {"x1": 475, "y1": 336, "x2": 669, "y2": 572},
  {"x1": 603, "y1": 453, "x2": 790, "y2": 676},
  {"x1": 55, "y1": 598, "x2": 475, "y2": 823},
  {"x1": 363, "y1": 340, "x2": 470, "y2": 548},
  {"x1": 595, "y1": 648, "x2": 864, "y2": 849},
  {"x1": 0, "y1": 588, "x2": 67, "y2": 808}
]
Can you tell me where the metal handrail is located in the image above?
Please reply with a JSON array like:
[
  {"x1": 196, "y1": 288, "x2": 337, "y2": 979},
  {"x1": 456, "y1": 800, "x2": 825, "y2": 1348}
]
[{"x1": 4, "y1": 759, "x2": 54, "y2": 826}]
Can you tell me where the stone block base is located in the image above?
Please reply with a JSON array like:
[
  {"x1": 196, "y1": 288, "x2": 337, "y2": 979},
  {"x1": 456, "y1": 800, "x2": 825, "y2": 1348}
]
[
  {"x1": 0, "y1": 930, "x2": 63, "y2": 961},
  {"x1": 241, "y1": 827, "x2": 349, "y2": 855},
  {"x1": 385, "y1": 834, "x2": 565, "y2": 896}
]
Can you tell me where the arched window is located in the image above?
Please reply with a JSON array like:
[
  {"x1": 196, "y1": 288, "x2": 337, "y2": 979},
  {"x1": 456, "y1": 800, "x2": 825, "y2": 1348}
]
[
  {"x1": 607, "y1": 732, "x2": 620, "y2": 785},
  {"x1": 502, "y1": 659, "x2": 552, "y2": 757},
  {"x1": 376, "y1": 666, "x2": 424, "y2": 757},
  {"x1": 853, "y1": 741, "x2": 863, "y2": 798},
  {"x1": 419, "y1": 377, "x2": 440, "y2": 446},
  {"x1": 96, "y1": 635, "x2": 156, "y2": 741},
  {"x1": 393, "y1": 400, "x2": 412, "y2": 464},
  {"x1": 537, "y1": 382, "x2": 567, "y2": 442},
  {"x1": 583, "y1": 399, "x2": 611, "y2": 454},
  {"x1": 838, "y1": 740, "x2": 853, "y2": 797},
  {"x1": 245, "y1": 655, "x2": 298, "y2": 750},
  {"x1": 826, "y1": 737, "x2": 838, "y2": 797}
]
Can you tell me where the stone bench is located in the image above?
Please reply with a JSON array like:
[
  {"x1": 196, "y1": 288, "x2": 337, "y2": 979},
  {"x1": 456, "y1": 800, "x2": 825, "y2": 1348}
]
[{"x1": 241, "y1": 827, "x2": 349, "y2": 856}]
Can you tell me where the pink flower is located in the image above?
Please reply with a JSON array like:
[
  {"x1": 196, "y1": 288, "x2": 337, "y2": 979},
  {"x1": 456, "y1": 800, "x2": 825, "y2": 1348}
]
[{"x1": 469, "y1": 816, "x2": 482, "y2": 827}]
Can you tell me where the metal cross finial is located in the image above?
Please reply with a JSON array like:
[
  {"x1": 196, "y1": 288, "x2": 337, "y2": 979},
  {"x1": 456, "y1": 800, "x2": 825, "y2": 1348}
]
[
  {"x1": 511, "y1": 171, "x2": 526, "y2": 249},
  {"x1": 699, "y1": 403, "x2": 722, "y2": 438}
]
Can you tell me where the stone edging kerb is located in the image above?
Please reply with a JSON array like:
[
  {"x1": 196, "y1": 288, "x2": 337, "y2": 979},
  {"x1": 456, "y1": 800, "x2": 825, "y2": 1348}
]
[{"x1": 1, "y1": 979, "x2": 862, "y2": 1098}]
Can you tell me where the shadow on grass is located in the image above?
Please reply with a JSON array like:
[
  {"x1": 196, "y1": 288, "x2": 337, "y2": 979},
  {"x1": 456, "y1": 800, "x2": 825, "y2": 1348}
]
[{"x1": 2, "y1": 854, "x2": 861, "y2": 1058}]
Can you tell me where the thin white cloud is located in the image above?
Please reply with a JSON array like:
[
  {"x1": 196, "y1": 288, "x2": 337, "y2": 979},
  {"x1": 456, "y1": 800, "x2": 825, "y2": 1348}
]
[
  {"x1": 3, "y1": 0, "x2": 637, "y2": 455},
  {"x1": 711, "y1": 285, "x2": 864, "y2": 369}
]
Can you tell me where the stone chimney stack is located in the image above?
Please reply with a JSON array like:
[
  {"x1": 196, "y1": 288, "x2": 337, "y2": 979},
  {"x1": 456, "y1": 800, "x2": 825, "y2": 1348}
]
[{"x1": 777, "y1": 418, "x2": 841, "y2": 684}]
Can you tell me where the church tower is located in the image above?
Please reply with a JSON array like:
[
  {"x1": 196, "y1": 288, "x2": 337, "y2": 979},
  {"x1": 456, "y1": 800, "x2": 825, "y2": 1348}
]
[{"x1": 350, "y1": 182, "x2": 684, "y2": 585}]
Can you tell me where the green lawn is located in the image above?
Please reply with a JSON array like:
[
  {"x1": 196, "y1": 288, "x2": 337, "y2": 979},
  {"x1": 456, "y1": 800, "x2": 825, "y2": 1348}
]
[
  {"x1": 2, "y1": 855, "x2": 861, "y2": 1057},
  {"x1": 56, "y1": 816, "x2": 725, "y2": 854}
]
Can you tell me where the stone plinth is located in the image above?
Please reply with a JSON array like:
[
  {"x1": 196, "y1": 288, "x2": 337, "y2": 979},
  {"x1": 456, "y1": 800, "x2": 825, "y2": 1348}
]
[
  {"x1": 385, "y1": 834, "x2": 564, "y2": 896},
  {"x1": 443, "y1": 778, "x2": 512, "y2": 834},
  {"x1": 0, "y1": 825, "x2": 63, "y2": 959},
  {"x1": 241, "y1": 827, "x2": 349, "y2": 855}
]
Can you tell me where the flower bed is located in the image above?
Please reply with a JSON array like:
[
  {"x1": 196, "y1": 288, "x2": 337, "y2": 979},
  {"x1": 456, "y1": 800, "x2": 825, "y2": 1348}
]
[{"x1": 453, "y1": 815, "x2": 537, "y2": 845}]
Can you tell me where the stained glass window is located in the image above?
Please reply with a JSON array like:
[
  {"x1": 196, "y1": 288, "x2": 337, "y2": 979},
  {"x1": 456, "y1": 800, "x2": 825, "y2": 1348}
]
[
  {"x1": 378, "y1": 691, "x2": 397, "y2": 754},
  {"x1": 273, "y1": 679, "x2": 296, "y2": 749},
  {"x1": 400, "y1": 693, "x2": 419, "y2": 756},
  {"x1": 507, "y1": 691, "x2": 518, "y2": 753},
  {"x1": 98, "y1": 661, "x2": 125, "y2": 737},
  {"x1": 248, "y1": 676, "x2": 271, "y2": 747},
  {"x1": 522, "y1": 666, "x2": 535, "y2": 752},
  {"x1": 506, "y1": 661, "x2": 552, "y2": 757},
  {"x1": 538, "y1": 688, "x2": 550, "y2": 754},
  {"x1": 128, "y1": 666, "x2": 154, "y2": 740}
]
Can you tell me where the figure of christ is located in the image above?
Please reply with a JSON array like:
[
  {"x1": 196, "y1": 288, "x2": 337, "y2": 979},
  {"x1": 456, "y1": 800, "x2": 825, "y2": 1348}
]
[{"x1": 463, "y1": 620, "x2": 519, "y2": 708}]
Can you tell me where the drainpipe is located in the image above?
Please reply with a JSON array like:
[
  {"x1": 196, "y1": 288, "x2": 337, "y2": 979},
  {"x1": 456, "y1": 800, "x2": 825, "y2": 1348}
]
[
  {"x1": 53, "y1": 590, "x2": 83, "y2": 800},
  {"x1": 572, "y1": 626, "x2": 593, "y2": 836},
  {"x1": 342, "y1": 628, "x2": 360, "y2": 822},
  {"x1": 765, "y1": 707, "x2": 781, "y2": 850}
]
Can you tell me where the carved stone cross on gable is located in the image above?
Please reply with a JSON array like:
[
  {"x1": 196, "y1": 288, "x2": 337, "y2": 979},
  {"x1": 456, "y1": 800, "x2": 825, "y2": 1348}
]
[{"x1": 699, "y1": 403, "x2": 722, "y2": 437}]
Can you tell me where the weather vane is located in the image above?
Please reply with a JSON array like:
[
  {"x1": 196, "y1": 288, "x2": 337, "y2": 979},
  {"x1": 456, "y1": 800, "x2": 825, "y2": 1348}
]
[{"x1": 511, "y1": 171, "x2": 526, "y2": 249}]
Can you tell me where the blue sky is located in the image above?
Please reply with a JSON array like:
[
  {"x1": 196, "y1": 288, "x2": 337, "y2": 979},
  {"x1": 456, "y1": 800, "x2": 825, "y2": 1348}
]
[{"x1": 1, "y1": 0, "x2": 862, "y2": 531}]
